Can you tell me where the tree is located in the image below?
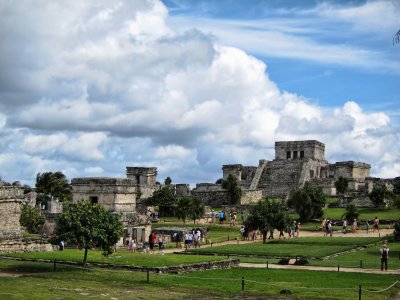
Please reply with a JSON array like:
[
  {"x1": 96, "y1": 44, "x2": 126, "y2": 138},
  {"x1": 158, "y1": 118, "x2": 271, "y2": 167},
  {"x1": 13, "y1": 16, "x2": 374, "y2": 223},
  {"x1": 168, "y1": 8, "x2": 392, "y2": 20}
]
[
  {"x1": 35, "y1": 171, "x2": 72, "y2": 206},
  {"x1": 369, "y1": 187, "x2": 386, "y2": 207},
  {"x1": 55, "y1": 200, "x2": 123, "y2": 266},
  {"x1": 164, "y1": 177, "x2": 172, "y2": 185},
  {"x1": 394, "y1": 29, "x2": 400, "y2": 45},
  {"x1": 189, "y1": 197, "x2": 205, "y2": 224},
  {"x1": 145, "y1": 188, "x2": 176, "y2": 206},
  {"x1": 394, "y1": 220, "x2": 400, "y2": 241},
  {"x1": 222, "y1": 174, "x2": 242, "y2": 204},
  {"x1": 176, "y1": 197, "x2": 192, "y2": 224},
  {"x1": 215, "y1": 178, "x2": 223, "y2": 184},
  {"x1": 342, "y1": 203, "x2": 359, "y2": 222},
  {"x1": 287, "y1": 185, "x2": 326, "y2": 222},
  {"x1": 245, "y1": 199, "x2": 290, "y2": 243},
  {"x1": 335, "y1": 176, "x2": 348, "y2": 196},
  {"x1": 19, "y1": 204, "x2": 45, "y2": 233},
  {"x1": 176, "y1": 196, "x2": 205, "y2": 224}
]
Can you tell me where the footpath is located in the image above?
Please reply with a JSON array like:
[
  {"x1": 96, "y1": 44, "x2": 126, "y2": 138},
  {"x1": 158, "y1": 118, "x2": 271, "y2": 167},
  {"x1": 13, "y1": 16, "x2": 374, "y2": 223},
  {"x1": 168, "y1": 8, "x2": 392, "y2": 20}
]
[{"x1": 163, "y1": 228, "x2": 398, "y2": 275}]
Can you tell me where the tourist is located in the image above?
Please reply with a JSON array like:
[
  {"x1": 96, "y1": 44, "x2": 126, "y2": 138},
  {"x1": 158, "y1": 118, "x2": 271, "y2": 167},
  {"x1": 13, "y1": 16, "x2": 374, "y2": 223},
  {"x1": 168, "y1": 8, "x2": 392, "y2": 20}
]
[
  {"x1": 149, "y1": 232, "x2": 157, "y2": 254},
  {"x1": 291, "y1": 221, "x2": 297, "y2": 238},
  {"x1": 327, "y1": 220, "x2": 333, "y2": 237},
  {"x1": 322, "y1": 218, "x2": 327, "y2": 236},
  {"x1": 188, "y1": 231, "x2": 193, "y2": 248},
  {"x1": 380, "y1": 244, "x2": 389, "y2": 271},
  {"x1": 240, "y1": 226, "x2": 245, "y2": 239},
  {"x1": 142, "y1": 241, "x2": 148, "y2": 254},
  {"x1": 184, "y1": 232, "x2": 189, "y2": 250},
  {"x1": 325, "y1": 219, "x2": 330, "y2": 237},
  {"x1": 128, "y1": 236, "x2": 133, "y2": 253},
  {"x1": 279, "y1": 229, "x2": 284, "y2": 239},
  {"x1": 295, "y1": 222, "x2": 300, "y2": 238},
  {"x1": 373, "y1": 217, "x2": 380, "y2": 233},
  {"x1": 211, "y1": 209, "x2": 216, "y2": 224},
  {"x1": 342, "y1": 219, "x2": 347, "y2": 233},
  {"x1": 158, "y1": 236, "x2": 164, "y2": 254},
  {"x1": 365, "y1": 220, "x2": 370, "y2": 234},
  {"x1": 352, "y1": 219, "x2": 358, "y2": 233},
  {"x1": 219, "y1": 211, "x2": 224, "y2": 224},
  {"x1": 59, "y1": 240, "x2": 64, "y2": 251}
]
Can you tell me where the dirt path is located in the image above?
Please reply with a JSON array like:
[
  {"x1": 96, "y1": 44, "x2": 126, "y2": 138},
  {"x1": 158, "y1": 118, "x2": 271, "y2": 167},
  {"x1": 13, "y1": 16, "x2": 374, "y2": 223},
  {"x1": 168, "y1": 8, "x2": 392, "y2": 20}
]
[
  {"x1": 163, "y1": 228, "x2": 393, "y2": 254},
  {"x1": 239, "y1": 262, "x2": 400, "y2": 275}
]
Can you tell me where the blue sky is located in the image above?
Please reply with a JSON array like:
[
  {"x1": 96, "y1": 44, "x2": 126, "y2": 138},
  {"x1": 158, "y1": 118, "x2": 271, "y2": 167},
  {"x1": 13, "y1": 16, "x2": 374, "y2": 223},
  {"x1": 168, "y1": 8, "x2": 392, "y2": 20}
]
[{"x1": 0, "y1": 0, "x2": 399, "y2": 187}]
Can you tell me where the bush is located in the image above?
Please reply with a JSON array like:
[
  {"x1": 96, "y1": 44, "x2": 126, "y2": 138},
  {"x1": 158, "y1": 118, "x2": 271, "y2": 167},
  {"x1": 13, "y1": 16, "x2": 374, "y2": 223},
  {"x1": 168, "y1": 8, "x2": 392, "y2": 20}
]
[
  {"x1": 294, "y1": 258, "x2": 309, "y2": 265},
  {"x1": 19, "y1": 204, "x2": 45, "y2": 233},
  {"x1": 278, "y1": 258, "x2": 290, "y2": 265},
  {"x1": 342, "y1": 203, "x2": 359, "y2": 222},
  {"x1": 369, "y1": 188, "x2": 386, "y2": 207}
]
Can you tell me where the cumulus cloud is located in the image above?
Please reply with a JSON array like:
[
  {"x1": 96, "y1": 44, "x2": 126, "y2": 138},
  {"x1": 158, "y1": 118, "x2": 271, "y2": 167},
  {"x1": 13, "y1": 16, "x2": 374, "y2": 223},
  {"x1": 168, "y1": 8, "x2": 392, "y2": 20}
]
[{"x1": 0, "y1": 0, "x2": 398, "y2": 185}]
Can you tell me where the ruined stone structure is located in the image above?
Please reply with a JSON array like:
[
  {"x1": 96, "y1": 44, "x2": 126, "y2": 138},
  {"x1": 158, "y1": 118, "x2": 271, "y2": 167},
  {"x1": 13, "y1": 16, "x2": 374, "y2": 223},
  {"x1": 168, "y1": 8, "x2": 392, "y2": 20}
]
[
  {"x1": 0, "y1": 185, "x2": 53, "y2": 253},
  {"x1": 71, "y1": 167, "x2": 158, "y2": 244},
  {"x1": 191, "y1": 140, "x2": 374, "y2": 206},
  {"x1": 0, "y1": 186, "x2": 24, "y2": 240}
]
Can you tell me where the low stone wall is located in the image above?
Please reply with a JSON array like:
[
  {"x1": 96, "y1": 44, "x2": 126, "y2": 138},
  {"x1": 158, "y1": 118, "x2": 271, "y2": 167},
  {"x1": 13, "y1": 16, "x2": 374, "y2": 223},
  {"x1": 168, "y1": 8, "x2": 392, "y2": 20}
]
[
  {"x1": 0, "y1": 237, "x2": 54, "y2": 254},
  {"x1": 192, "y1": 190, "x2": 230, "y2": 207},
  {"x1": 0, "y1": 256, "x2": 239, "y2": 274}
]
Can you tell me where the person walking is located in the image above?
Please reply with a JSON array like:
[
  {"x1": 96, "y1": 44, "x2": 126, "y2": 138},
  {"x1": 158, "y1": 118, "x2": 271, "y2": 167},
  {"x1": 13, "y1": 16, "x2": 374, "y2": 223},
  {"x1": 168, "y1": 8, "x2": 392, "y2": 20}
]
[
  {"x1": 373, "y1": 217, "x2": 380, "y2": 233},
  {"x1": 380, "y1": 244, "x2": 389, "y2": 271}
]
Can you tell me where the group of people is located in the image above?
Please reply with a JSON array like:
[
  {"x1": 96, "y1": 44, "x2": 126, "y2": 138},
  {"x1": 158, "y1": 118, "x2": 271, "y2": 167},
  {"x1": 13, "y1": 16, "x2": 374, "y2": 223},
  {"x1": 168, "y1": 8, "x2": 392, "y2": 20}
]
[
  {"x1": 322, "y1": 218, "x2": 333, "y2": 237},
  {"x1": 210, "y1": 210, "x2": 245, "y2": 226},
  {"x1": 184, "y1": 228, "x2": 202, "y2": 250}
]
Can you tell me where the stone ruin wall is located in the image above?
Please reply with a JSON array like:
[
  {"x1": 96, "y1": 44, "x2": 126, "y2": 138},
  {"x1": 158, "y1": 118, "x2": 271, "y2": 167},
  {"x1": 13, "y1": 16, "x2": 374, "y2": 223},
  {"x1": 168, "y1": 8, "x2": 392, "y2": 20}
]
[
  {"x1": 0, "y1": 186, "x2": 24, "y2": 240},
  {"x1": 191, "y1": 184, "x2": 230, "y2": 207},
  {"x1": 72, "y1": 177, "x2": 137, "y2": 213},
  {"x1": 0, "y1": 186, "x2": 53, "y2": 253},
  {"x1": 240, "y1": 189, "x2": 263, "y2": 205}
]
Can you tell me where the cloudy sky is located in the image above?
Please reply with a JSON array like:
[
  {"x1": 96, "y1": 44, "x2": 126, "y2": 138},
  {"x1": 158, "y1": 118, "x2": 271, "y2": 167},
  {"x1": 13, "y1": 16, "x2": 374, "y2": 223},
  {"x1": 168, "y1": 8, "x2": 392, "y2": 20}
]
[{"x1": 0, "y1": 0, "x2": 399, "y2": 187}]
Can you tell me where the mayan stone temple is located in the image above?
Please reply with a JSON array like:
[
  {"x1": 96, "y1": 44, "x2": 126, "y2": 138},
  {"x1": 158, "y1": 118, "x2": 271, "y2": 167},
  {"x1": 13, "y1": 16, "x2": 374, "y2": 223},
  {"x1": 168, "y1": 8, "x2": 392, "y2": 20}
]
[{"x1": 191, "y1": 140, "x2": 389, "y2": 206}]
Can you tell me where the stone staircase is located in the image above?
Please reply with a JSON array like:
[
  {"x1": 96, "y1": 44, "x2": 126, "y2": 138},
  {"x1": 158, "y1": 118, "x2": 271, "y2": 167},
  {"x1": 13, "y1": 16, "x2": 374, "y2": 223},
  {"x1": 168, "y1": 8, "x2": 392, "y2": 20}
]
[{"x1": 249, "y1": 160, "x2": 268, "y2": 190}]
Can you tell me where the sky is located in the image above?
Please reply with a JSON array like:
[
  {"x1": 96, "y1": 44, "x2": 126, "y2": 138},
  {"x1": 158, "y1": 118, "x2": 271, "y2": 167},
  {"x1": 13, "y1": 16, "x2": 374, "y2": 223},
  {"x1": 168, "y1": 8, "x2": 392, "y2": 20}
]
[{"x1": 0, "y1": 0, "x2": 399, "y2": 187}]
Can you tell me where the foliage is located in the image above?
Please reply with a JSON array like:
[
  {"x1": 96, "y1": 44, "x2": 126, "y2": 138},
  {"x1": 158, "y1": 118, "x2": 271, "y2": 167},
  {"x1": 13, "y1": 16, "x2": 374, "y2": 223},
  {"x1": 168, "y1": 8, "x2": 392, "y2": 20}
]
[
  {"x1": 215, "y1": 178, "x2": 223, "y2": 184},
  {"x1": 189, "y1": 197, "x2": 205, "y2": 224},
  {"x1": 23, "y1": 184, "x2": 33, "y2": 194},
  {"x1": 55, "y1": 200, "x2": 123, "y2": 265},
  {"x1": 19, "y1": 204, "x2": 45, "y2": 233},
  {"x1": 164, "y1": 176, "x2": 172, "y2": 185},
  {"x1": 393, "y1": 177, "x2": 400, "y2": 194},
  {"x1": 145, "y1": 188, "x2": 176, "y2": 206},
  {"x1": 342, "y1": 203, "x2": 359, "y2": 222},
  {"x1": 392, "y1": 194, "x2": 400, "y2": 209},
  {"x1": 334, "y1": 176, "x2": 348, "y2": 195},
  {"x1": 35, "y1": 171, "x2": 72, "y2": 205},
  {"x1": 245, "y1": 199, "x2": 291, "y2": 243},
  {"x1": 369, "y1": 187, "x2": 386, "y2": 207},
  {"x1": 222, "y1": 174, "x2": 242, "y2": 204},
  {"x1": 175, "y1": 197, "x2": 192, "y2": 224},
  {"x1": 176, "y1": 196, "x2": 205, "y2": 224},
  {"x1": 394, "y1": 29, "x2": 400, "y2": 45},
  {"x1": 287, "y1": 185, "x2": 325, "y2": 222}
]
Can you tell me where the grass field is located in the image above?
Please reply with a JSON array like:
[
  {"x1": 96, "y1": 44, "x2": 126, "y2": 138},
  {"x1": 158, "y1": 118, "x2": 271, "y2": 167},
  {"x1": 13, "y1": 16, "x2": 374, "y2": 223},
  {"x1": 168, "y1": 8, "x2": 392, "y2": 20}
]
[
  {"x1": 189, "y1": 237, "x2": 384, "y2": 258},
  {"x1": 3, "y1": 249, "x2": 227, "y2": 267},
  {"x1": 0, "y1": 260, "x2": 397, "y2": 299},
  {"x1": 309, "y1": 241, "x2": 400, "y2": 270},
  {"x1": 324, "y1": 207, "x2": 400, "y2": 221}
]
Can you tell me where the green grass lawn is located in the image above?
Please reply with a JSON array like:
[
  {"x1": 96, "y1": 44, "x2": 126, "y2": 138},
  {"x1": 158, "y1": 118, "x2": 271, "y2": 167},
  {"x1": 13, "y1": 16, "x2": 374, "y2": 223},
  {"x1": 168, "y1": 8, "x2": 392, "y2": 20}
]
[
  {"x1": 189, "y1": 237, "x2": 384, "y2": 258},
  {"x1": 3, "y1": 249, "x2": 227, "y2": 267},
  {"x1": 324, "y1": 207, "x2": 400, "y2": 221},
  {"x1": 309, "y1": 241, "x2": 400, "y2": 270},
  {"x1": 0, "y1": 260, "x2": 397, "y2": 299}
]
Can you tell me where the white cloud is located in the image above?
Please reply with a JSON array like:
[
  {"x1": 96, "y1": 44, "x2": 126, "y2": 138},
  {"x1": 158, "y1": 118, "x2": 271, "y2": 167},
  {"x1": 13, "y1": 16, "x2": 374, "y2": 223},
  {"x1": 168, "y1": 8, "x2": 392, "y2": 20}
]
[{"x1": 0, "y1": 0, "x2": 398, "y2": 185}]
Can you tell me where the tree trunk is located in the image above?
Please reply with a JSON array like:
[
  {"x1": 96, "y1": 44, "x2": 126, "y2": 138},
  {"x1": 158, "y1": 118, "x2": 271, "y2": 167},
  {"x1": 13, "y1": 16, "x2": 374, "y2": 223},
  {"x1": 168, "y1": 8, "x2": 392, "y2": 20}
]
[{"x1": 83, "y1": 246, "x2": 89, "y2": 267}]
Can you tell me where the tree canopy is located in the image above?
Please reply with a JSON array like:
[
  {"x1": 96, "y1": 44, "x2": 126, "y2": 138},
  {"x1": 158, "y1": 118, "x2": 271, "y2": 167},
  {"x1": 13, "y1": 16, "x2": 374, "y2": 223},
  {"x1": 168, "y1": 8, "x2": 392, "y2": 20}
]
[
  {"x1": 369, "y1": 187, "x2": 386, "y2": 207},
  {"x1": 19, "y1": 204, "x2": 45, "y2": 234},
  {"x1": 55, "y1": 200, "x2": 123, "y2": 266},
  {"x1": 176, "y1": 196, "x2": 205, "y2": 224},
  {"x1": 287, "y1": 185, "x2": 325, "y2": 222},
  {"x1": 164, "y1": 176, "x2": 172, "y2": 185},
  {"x1": 222, "y1": 174, "x2": 242, "y2": 204},
  {"x1": 245, "y1": 199, "x2": 291, "y2": 243},
  {"x1": 342, "y1": 203, "x2": 359, "y2": 222},
  {"x1": 35, "y1": 171, "x2": 72, "y2": 205},
  {"x1": 335, "y1": 176, "x2": 348, "y2": 196}
]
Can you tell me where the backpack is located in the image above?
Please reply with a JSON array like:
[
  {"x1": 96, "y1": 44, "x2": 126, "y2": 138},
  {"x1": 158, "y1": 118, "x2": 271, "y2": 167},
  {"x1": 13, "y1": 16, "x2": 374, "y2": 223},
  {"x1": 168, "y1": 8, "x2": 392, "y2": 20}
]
[{"x1": 382, "y1": 249, "x2": 388, "y2": 258}]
